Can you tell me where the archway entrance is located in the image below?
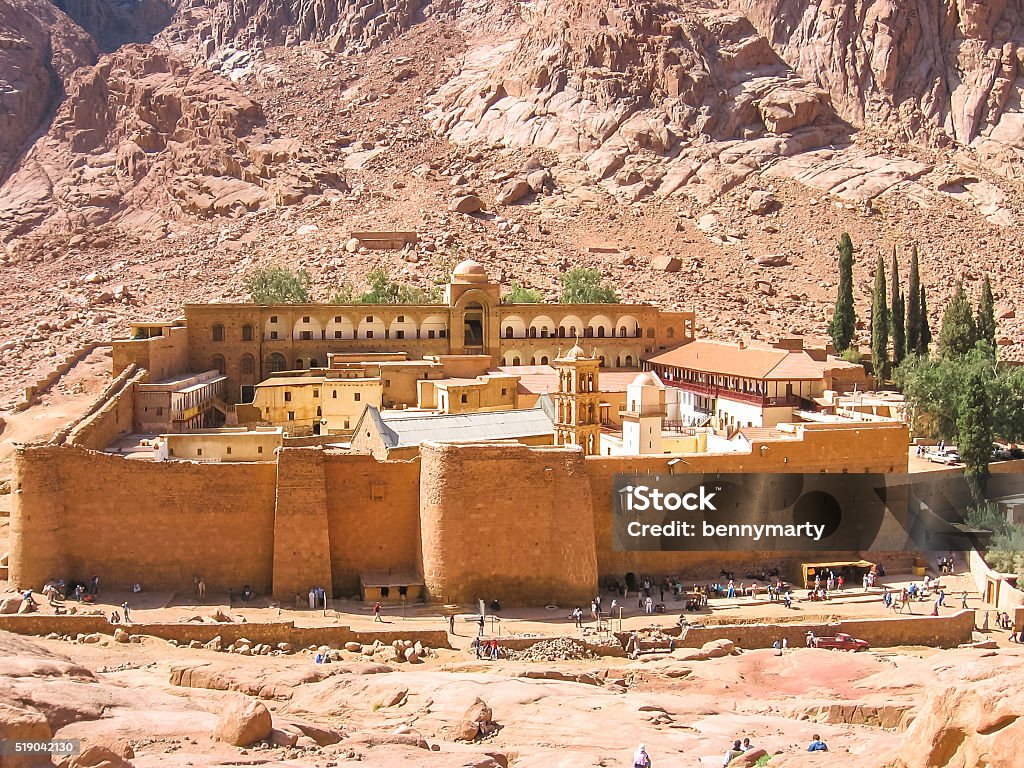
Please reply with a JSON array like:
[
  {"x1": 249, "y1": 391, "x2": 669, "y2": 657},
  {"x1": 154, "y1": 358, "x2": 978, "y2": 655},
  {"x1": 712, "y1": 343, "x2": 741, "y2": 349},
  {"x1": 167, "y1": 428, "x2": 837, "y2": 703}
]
[{"x1": 463, "y1": 302, "x2": 484, "y2": 353}]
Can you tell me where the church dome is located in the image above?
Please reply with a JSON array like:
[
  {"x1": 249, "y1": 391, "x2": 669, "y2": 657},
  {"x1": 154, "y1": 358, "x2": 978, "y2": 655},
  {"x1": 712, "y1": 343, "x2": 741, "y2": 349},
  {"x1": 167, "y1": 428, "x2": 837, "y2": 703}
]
[
  {"x1": 451, "y1": 259, "x2": 489, "y2": 284},
  {"x1": 630, "y1": 371, "x2": 660, "y2": 387},
  {"x1": 561, "y1": 343, "x2": 587, "y2": 361}
]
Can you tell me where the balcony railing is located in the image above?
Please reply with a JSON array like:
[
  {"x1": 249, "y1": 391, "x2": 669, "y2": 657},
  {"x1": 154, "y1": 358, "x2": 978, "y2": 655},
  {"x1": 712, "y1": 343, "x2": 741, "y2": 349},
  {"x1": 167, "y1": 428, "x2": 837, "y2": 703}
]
[{"x1": 661, "y1": 379, "x2": 801, "y2": 408}]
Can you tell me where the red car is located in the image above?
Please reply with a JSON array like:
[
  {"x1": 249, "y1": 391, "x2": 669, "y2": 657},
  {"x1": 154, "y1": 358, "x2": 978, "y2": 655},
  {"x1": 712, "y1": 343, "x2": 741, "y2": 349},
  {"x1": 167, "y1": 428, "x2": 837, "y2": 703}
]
[{"x1": 811, "y1": 633, "x2": 869, "y2": 651}]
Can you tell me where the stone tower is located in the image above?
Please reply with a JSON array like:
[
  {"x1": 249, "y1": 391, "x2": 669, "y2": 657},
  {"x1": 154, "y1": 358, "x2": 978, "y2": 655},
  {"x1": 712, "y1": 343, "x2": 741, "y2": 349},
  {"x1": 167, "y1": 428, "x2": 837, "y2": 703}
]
[
  {"x1": 553, "y1": 342, "x2": 601, "y2": 455},
  {"x1": 622, "y1": 371, "x2": 667, "y2": 454}
]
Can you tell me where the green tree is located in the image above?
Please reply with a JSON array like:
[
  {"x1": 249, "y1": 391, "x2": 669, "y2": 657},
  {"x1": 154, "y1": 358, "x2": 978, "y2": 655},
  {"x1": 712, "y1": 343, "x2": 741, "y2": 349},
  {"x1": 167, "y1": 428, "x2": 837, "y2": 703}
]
[
  {"x1": 560, "y1": 268, "x2": 620, "y2": 303},
  {"x1": 976, "y1": 274, "x2": 996, "y2": 354},
  {"x1": 243, "y1": 267, "x2": 311, "y2": 303},
  {"x1": 919, "y1": 286, "x2": 932, "y2": 353},
  {"x1": 829, "y1": 233, "x2": 856, "y2": 353},
  {"x1": 358, "y1": 267, "x2": 440, "y2": 304},
  {"x1": 939, "y1": 281, "x2": 978, "y2": 359},
  {"x1": 890, "y1": 247, "x2": 906, "y2": 366},
  {"x1": 958, "y1": 362, "x2": 995, "y2": 499},
  {"x1": 871, "y1": 253, "x2": 889, "y2": 380},
  {"x1": 329, "y1": 282, "x2": 357, "y2": 304},
  {"x1": 502, "y1": 281, "x2": 543, "y2": 303},
  {"x1": 906, "y1": 246, "x2": 921, "y2": 354}
]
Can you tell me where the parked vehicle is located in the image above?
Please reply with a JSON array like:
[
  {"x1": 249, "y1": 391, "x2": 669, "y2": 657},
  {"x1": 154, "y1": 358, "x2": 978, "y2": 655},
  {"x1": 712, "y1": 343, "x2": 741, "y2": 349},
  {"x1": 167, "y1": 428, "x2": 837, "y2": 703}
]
[{"x1": 811, "y1": 632, "x2": 869, "y2": 651}]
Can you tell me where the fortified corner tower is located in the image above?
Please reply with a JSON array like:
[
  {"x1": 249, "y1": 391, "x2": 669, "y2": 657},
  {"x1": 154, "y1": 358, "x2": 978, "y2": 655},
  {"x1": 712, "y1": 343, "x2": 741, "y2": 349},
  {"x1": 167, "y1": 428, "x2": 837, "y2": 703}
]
[{"x1": 553, "y1": 342, "x2": 601, "y2": 455}]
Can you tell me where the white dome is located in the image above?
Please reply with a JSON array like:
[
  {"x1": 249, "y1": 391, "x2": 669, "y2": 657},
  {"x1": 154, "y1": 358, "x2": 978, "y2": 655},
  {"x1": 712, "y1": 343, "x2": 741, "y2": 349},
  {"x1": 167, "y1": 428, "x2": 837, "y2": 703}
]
[
  {"x1": 451, "y1": 259, "x2": 489, "y2": 283},
  {"x1": 630, "y1": 371, "x2": 660, "y2": 387}
]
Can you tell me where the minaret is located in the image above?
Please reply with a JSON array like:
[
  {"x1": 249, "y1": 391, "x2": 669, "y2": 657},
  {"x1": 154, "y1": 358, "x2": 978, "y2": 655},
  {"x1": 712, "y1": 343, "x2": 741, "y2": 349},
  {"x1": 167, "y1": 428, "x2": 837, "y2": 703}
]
[{"x1": 553, "y1": 340, "x2": 601, "y2": 455}]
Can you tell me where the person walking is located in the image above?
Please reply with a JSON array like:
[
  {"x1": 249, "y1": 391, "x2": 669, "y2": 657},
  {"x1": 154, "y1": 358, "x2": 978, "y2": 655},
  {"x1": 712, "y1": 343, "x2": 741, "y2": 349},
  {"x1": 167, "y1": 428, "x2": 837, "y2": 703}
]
[
  {"x1": 121, "y1": 601, "x2": 130, "y2": 622},
  {"x1": 572, "y1": 606, "x2": 583, "y2": 628},
  {"x1": 449, "y1": 612, "x2": 456, "y2": 634},
  {"x1": 373, "y1": 601, "x2": 383, "y2": 622},
  {"x1": 197, "y1": 579, "x2": 206, "y2": 602},
  {"x1": 477, "y1": 614, "x2": 485, "y2": 637},
  {"x1": 961, "y1": 591, "x2": 969, "y2": 609}
]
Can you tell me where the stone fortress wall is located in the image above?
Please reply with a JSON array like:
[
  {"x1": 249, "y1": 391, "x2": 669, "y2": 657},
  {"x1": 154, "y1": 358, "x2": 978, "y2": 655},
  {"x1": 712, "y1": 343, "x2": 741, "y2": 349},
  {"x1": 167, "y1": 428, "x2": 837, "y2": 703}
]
[{"x1": 11, "y1": 402, "x2": 911, "y2": 604}]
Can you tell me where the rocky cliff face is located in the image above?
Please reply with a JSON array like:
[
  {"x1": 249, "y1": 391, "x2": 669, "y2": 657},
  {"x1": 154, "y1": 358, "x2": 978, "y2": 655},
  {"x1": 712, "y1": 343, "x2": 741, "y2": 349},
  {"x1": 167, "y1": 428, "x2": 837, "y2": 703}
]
[
  {"x1": 0, "y1": 0, "x2": 97, "y2": 179},
  {"x1": 430, "y1": 0, "x2": 845, "y2": 203},
  {"x1": 730, "y1": 0, "x2": 1024, "y2": 178}
]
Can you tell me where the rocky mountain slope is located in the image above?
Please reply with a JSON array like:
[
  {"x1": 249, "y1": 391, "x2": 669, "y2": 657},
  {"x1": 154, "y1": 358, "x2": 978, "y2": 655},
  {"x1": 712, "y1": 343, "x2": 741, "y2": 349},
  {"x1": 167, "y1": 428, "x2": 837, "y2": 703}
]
[{"x1": 1, "y1": 0, "x2": 1023, "y2": 403}]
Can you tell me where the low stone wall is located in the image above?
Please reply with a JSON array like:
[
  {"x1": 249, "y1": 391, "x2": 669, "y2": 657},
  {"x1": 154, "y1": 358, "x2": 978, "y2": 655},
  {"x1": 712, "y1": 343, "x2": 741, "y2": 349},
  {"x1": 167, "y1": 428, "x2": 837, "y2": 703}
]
[
  {"x1": 14, "y1": 341, "x2": 104, "y2": 412},
  {"x1": 618, "y1": 610, "x2": 974, "y2": 650},
  {"x1": 0, "y1": 616, "x2": 450, "y2": 649}
]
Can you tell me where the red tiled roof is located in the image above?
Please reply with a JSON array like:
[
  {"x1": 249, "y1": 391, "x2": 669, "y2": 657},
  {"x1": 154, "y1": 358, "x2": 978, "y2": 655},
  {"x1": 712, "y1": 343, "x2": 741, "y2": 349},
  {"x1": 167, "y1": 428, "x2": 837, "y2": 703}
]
[
  {"x1": 493, "y1": 366, "x2": 645, "y2": 395},
  {"x1": 646, "y1": 340, "x2": 830, "y2": 381}
]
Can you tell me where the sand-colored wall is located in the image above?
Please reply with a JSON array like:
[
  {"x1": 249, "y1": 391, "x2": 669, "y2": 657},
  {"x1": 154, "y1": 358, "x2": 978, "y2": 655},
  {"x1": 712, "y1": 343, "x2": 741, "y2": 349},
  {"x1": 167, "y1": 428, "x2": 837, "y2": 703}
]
[
  {"x1": 10, "y1": 445, "x2": 277, "y2": 593},
  {"x1": 419, "y1": 442, "x2": 598, "y2": 605},
  {"x1": 585, "y1": 421, "x2": 910, "y2": 580},
  {"x1": 112, "y1": 326, "x2": 189, "y2": 382},
  {"x1": 65, "y1": 369, "x2": 144, "y2": 450},
  {"x1": 323, "y1": 453, "x2": 422, "y2": 597}
]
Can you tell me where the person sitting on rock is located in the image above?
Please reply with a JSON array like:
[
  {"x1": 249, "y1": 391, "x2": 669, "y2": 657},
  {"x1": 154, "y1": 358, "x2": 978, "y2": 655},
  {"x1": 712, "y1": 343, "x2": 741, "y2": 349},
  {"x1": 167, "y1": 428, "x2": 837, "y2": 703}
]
[
  {"x1": 807, "y1": 734, "x2": 829, "y2": 752},
  {"x1": 633, "y1": 743, "x2": 652, "y2": 767},
  {"x1": 741, "y1": 738, "x2": 754, "y2": 752},
  {"x1": 722, "y1": 740, "x2": 743, "y2": 765}
]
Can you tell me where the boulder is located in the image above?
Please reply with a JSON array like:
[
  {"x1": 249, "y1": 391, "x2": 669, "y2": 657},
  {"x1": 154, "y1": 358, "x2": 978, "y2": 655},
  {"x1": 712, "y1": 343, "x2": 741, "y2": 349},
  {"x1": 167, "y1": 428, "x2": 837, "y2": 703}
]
[
  {"x1": 496, "y1": 179, "x2": 531, "y2": 205},
  {"x1": 403, "y1": 647, "x2": 420, "y2": 663},
  {"x1": 204, "y1": 636, "x2": 222, "y2": 652},
  {"x1": 113, "y1": 628, "x2": 129, "y2": 643},
  {"x1": 58, "y1": 744, "x2": 134, "y2": 768},
  {"x1": 526, "y1": 169, "x2": 551, "y2": 192},
  {"x1": 747, "y1": 190, "x2": 777, "y2": 214},
  {"x1": 700, "y1": 639, "x2": 736, "y2": 658},
  {"x1": 729, "y1": 748, "x2": 768, "y2": 768},
  {"x1": 0, "y1": 703, "x2": 52, "y2": 766},
  {"x1": 344, "y1": 641, "x2": 362, "y2": 652},
  {"x1": 651, "y1": 256, "x2": 681, "y2": 273},
  {"x1": 268, "y1": 728, "x2": 298, "y2": 748},
  {"x1": 454, "y1": 698, "x2": 497, "y2": 742},
  {"x1": 0, "y1": 598, "x2": 20, "y2": 614},
  {"x1": 756, "y1": 253, "x2": 789, "y2": 267},
  {"x1": 450, "y1": 195, "x2": 484, "y2": 214},
  {"x1": 214, "y1": 697, "x2": 272, "y2": 746}
]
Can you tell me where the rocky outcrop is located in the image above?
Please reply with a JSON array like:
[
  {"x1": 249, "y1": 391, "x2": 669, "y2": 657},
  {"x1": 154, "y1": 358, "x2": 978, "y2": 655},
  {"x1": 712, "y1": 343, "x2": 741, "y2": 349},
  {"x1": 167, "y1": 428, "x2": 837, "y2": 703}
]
[
  {"x1": 430, "y1": 0, "x2": 846, "y2": 203},
  {"x1": 207, "y1": 0, "x2": 440, "y2": 56},
  {"x1": 730, "y1": 0, "x2": 1024, "y2": 179},
  {"x1": 0, "y1": 0, "x2": 97, "y2": 179},
  {"x1": 55, "y1": 0, "x2": 176, "y2": 51},
  {"x1": 890, "y1": 673, "x2": 1023, "y2": 768},
  {"x1": 0, "y1": 44, "x2": 343, "y2": 239}
]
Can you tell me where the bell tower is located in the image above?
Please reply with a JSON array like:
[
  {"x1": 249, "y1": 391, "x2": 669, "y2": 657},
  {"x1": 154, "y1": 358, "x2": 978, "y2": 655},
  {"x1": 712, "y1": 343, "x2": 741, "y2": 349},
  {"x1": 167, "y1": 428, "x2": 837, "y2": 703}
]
[{"x1": 553, "y1": 341, "x2": 601, "y2": 455}]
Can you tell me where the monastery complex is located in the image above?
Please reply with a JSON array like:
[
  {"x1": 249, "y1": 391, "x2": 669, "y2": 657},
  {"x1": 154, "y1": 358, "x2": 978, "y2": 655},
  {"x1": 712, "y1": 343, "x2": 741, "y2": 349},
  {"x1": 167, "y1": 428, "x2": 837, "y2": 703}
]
[{"x1": 11, "y1": 262, "x2": 912, "y2": 607}]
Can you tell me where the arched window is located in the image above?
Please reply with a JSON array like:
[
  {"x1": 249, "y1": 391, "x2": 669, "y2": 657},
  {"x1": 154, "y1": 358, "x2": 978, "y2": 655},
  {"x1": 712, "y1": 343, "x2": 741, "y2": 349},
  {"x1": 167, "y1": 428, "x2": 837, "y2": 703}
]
[
  {"x1": 505, "y1": 326, "x2": 514, "y2": 339},
  {"x1": 625, "y1": 355, "x2": 634, "y2": 367},
  {"x1": 667, "y1": 327, "x2": 675, "y2": 339},
  {"x1": 619, "y1": 326, "x2": 627, "y2": 337},
  {"x1": 646, "y1": 328, "x2": 655, "y2": 338},
  {"x1": 267, "y1": 353, "x2": 286, "y2": 373},
  {"x1": 540, "y1": 356, "x2": 549, "y2": 365},
  {"x1": 513, "y1": 356, "x2": 521, "y2": 366},
  {"x1": 241, "y1": 324, "x2": 253, "y2": 342},
  {"x1": 310, "y1": 359, "x2": 320, "y2": 369},
  {"x1": 240, "y1": 354, "x2": 255, "y2": 375},
  {"x1": 212, "y1": 323, "x2": 224, "y2": 342},
  {"x1": 597, "y1": 327, "x2": 605, "y2": 338},
  {"x1": 211, "y1": 354, "x2": 226, "y2": 374}
]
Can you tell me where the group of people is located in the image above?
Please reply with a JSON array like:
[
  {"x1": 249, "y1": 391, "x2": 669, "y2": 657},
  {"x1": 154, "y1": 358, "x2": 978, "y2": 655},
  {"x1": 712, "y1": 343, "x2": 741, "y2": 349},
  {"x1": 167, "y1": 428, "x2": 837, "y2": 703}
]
[
  {"x1": 632, "y1": 733, "x2": 827, "y2": 767},
  {"x1": 474, "y1": 636, "x2": 502, "y2": 660},
  {"x1": 306, "y1": 586, "x2": 328, "y2": 610}
]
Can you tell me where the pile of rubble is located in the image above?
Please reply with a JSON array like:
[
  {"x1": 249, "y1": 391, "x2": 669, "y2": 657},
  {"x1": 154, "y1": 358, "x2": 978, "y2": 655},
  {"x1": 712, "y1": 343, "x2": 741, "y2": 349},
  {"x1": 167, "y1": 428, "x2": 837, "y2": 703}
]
[{"x1": 505, "y1": 637, "x2": 596, "y2": 662}]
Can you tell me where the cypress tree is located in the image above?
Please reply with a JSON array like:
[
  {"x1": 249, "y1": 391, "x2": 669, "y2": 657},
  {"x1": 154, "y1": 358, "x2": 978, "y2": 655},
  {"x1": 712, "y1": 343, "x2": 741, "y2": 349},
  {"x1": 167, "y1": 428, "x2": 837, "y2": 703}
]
[
  {"x1": 976, "y1": 274, "x2": 996, "y2": 353},
  {"x1": 906, "y1": 246, "x2": 921, "y2": 354},
  {"x1": 830, "y1": 233, "x2": 856, "y2": 353},
  {"x1": 890, "y1": 246, "x2": 906, "y2": 365},
  {"x1": 957, "y1": 363, "x2": 994, "y2": 501},
  {"x1": 919, "y1": 286, "x2": 932, "y2": 354},
  {"x1": 871, "y1": 253, "x2": 890, "y2": 380},
  {"x1": 939, "y1": 281, "x2": 978, "y2": 359}
]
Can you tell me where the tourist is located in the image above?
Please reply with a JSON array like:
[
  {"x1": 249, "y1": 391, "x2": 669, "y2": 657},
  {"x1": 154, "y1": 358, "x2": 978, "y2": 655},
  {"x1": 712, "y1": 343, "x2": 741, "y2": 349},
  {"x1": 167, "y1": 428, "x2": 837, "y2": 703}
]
[
  {"x1": 741, "y1": 737, "x2": 754, "y2": 752},
  {"x1": 477, "y1": 614, "x2": 485, "y2": 636},
  {"x1": 773, "y1": 640, "x2": 782, "y2": 656},
  {"x1": 591, "y1": 600, "x2": 598, "y2": 620},
  {"x1": 74, "y1": 584, "x2": 85, "y2": 602},
  {"x1": 314, "y1": 652, "x2": 323, "y2": 664},
  {"x1": 937, "y1": 589, "x2": 945, "y2": 607},
  {"x1": 727, "y1": 580, "x2": 736, "y2": 599},
  {"x1": 961, "y1": 591, "x2": 968, "y2": 609},
  {"x1": 132, "y1": 582, "x2": 142, "y2": 594},
  {"x1": 474, "y1": 636, "x2": 481, "y2": 658},
  {"x1": 837, "y1": 575, "x2": 844, "y2": 591},
  {"x1": 373, "y1": 601, "x2": 383, "y2": 623},
  {"x1": 633, "y1": 743, "x2": 652, "y2": 768},
  {"x1": 121, "y1": 601, "x2": 130, "y2": 622},
  {"x1": 490, "y1": 640, "x2": 500, "y2": 660},
  {"x1": 595, "y1": 594, "x2": 602, "y2": 613},
  {"x1": 91, "y1": 575, "x2": 100, "y2": 596},
  {"x1": 783, "y1": 591, "x2": 792, "y2": 609},
  {"x1": 807, "y1": 734, "x2": 829, "y2": 752},
  {"x1": 242, "y1": 585, "x2": 253, "y2": 601},
  {"x1": 806, "y1": 631, "x2": 815, "y2": 647},
  {"x1": 309, "y1": 589, "x2": 316, "y2": 610},
  {"x1": 931, "y1": 600, "x2": 939, "y2": 616},
  {"x1": 611, "y1": 598, "x2": 618, "y2": 613},
  {"x1": 645, "y1": 596, "x2": 654, "y2": 614},
  {"x1": 21, "y1": 589, "x2": 35, "y2": 605},
  {"x1": 862, "y1": 573, "x2": 869, "y2": 591},
  {"x1": 110, "y1": 611, "x2": 120, "y2": 623},
  {"x1": 572, "y1": 606, "x2": 583, "y2": 628},
  {"x1": 449, "y1": 612, "x2": 456, "y2": 634},
  {"x1": 198, "y1": 579, "x2": 206, "y2": 601},
  {"x1": 782, "y1": 637, "x2": 789, "y2": 651},
  {"x1": 722, "y1": 739, "x2": 743, "y2": 766},
  {"x1": 981, "y1": 611, "x2": 990, "y2": 632}
]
